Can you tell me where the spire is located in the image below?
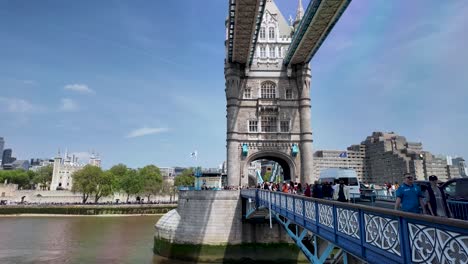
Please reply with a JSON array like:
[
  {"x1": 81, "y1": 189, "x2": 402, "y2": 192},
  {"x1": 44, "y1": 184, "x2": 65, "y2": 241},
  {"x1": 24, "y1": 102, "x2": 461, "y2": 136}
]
[{"x1": 293, "y1": 0, "x2": 304, "y2": 29}]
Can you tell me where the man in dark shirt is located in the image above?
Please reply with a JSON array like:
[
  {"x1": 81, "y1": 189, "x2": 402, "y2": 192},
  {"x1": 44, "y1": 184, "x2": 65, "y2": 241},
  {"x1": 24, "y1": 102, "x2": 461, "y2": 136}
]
[{"x1": 395, "y1": 173, "x2": 426, "y2": 214}]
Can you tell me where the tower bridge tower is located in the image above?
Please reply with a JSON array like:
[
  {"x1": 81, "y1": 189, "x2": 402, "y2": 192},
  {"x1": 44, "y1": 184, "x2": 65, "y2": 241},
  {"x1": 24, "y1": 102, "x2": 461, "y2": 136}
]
[{"x1": 225, "y1": 0, "x2": 313, "y2": 186}]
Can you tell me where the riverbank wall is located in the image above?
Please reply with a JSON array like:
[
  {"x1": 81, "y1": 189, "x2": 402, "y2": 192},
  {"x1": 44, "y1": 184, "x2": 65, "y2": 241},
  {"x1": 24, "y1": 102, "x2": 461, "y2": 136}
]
[
  {"x1": 0, "y1": 184, "x2": 177, "y2": 204},
  {"x1": 0, "y1": 204, "x2": 176, "y2": 215},
  {"x1": 154, "y1": 190, "x2": 307, "y2": 263}
]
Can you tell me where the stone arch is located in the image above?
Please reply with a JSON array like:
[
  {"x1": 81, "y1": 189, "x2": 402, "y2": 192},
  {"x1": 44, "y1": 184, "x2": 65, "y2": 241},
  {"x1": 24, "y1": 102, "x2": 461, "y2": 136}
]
[{"x1": 244, "y1": 150, "x2": 297, "y2": 186}]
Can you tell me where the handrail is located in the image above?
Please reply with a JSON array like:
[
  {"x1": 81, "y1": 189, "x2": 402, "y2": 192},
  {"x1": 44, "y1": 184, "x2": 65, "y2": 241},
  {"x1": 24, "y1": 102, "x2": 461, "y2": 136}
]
[{"x1": 241, "y1": 189, "x2": 468, "y2": 264}]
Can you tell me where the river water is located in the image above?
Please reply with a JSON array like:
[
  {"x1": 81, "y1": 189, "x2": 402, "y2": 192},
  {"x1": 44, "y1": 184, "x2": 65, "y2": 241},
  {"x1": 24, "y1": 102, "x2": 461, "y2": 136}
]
[{"x1": 0, "y1": 215, "x2": 195, "y2": 264}]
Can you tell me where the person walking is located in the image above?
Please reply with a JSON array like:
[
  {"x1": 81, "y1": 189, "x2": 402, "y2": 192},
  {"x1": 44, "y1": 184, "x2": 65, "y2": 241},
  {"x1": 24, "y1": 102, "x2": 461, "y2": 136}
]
[
  {"x1": 333, "y1": 180, "x2": 350, "y2": 202},
  {"x1": 312, "y1": 181, "x2": 323, "y2": 199},
  {"x1": 304, "y1": 183, "x2": 311, "y2": 197},
  {"x1": 394, "y1": 173, "x2": 426, "y2": 214},
  {"x1": 426, "y1": 175, "x2": 451, "y2": 217}
]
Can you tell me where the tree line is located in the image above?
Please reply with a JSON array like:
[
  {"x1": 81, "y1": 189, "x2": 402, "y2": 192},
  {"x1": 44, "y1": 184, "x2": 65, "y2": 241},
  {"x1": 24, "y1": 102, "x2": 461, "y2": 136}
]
[
  {"x1": 0, "y1": 164, "x2": 197, "y2": 204},
  {"x1": 0, "y1": 165, "x2": 53, "y2": 190}
]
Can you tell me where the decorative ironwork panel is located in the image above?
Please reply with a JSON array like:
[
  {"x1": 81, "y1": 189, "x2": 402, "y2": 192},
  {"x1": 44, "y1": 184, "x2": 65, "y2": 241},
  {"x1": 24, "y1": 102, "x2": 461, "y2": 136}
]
[
  {"x1": 408, "y1": 223, "x2": 468, "y2": 264},
  {"x1": 304, "y1": 201, "x2": 316, "y2": 222},
  {"x1": 318, "y1": 204, "x2": 334, "y2": 228},
  {"x1": 287, "y1": 196, "x2": 294, "y2": 212},
  {"x1": 280, "y1": 195, "x2": 286, "y2": 209},
  {"x1": 364, "y1": 213, "x2": 401, "y2": 256},
  {"x1": 295, "y1": 198, "x2": 303, "y2": 216},
  {"x1": 336, "y1": 208, "x2": 360, "y2": 239},
  {"x1": 274, "y1": 193, "x2": 279, "y2": 207}
]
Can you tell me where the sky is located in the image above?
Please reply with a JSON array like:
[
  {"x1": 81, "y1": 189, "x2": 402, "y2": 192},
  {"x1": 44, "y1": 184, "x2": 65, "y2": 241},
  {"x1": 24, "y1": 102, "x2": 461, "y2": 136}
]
[{"x1": 0, "y1": 0, "x2": 467, "y2": 169}]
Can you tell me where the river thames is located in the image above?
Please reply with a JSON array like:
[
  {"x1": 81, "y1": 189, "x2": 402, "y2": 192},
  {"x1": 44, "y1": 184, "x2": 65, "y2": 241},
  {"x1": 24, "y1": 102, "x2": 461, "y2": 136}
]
[{"x1": 0, "y1": 215, "x2": 196, "y2": 264}]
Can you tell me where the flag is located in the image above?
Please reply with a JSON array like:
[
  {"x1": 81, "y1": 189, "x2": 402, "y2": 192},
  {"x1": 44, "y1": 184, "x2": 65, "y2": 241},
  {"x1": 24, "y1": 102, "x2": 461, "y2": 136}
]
[
  {"x1": 190, "y1": 151, "x2": 198, "y2": 159},
  {"x1": 339, "y1": 152, "x2": 347, "y2": 158}
]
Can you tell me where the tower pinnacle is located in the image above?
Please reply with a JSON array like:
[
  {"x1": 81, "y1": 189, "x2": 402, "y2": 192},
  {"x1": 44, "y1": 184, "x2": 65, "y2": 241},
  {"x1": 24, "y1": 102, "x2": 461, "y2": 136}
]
[{"x1": 293, "y1": 0, "x2": 304, "y2": 29}]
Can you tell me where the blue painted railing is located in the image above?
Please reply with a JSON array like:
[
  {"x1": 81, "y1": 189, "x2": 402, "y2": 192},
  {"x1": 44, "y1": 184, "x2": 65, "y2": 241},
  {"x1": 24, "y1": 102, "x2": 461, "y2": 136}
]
[{"x1": 241, "y1": 189, "x2": 468, "y2": 264}]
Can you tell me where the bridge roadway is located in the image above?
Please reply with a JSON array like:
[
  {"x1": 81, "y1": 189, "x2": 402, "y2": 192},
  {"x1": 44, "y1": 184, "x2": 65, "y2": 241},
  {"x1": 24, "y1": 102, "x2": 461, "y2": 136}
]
[{"x1": 241, "y1": 189, "x2": 468, "y2": 264}]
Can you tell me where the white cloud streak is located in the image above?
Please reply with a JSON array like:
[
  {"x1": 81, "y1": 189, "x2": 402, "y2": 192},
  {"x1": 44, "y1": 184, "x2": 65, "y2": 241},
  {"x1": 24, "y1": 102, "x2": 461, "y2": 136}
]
[
  {"x1": 60, "y1": 98, "x2": 78, "y2": 112},
  {"x1": 0, "y1": 97, "x2": 35, "y2": 113},
  {"x1": 64, "y1": 84, "x2": 94, "y2": 94},
  {"x1": 126, "y1": 127, "x2": 168, "y2": 138}
]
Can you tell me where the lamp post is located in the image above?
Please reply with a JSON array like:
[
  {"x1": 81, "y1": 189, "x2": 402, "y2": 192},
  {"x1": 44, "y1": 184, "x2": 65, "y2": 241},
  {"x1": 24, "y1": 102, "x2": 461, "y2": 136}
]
[{"x1": 194, "y1": 167, "x2": 202, "y2": 191}]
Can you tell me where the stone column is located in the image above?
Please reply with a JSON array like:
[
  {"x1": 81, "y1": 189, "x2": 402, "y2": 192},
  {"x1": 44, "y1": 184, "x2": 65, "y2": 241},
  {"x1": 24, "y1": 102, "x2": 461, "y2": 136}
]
[
  {"x1": 294, "y1": 64, "x2": 313, "y2": 184},
  {"x1": 225, "y1": 63, "x2": 243, "y2": 187}
]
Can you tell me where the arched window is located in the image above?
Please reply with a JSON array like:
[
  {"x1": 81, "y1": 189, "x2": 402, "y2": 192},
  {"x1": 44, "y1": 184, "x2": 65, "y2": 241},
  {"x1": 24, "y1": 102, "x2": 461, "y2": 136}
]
[
  {"x1": 261, "y1": 81, "x2": 276, "y2": 99},
  {"x1": 269, "y1": 27, "x2": 275, "y2": 39},
  {"x1": 260, "y1": 46, "x2": 266, "y2": 58},
  {"x1": 260, "y1": 27, "x2": 265, "y2": 39}
]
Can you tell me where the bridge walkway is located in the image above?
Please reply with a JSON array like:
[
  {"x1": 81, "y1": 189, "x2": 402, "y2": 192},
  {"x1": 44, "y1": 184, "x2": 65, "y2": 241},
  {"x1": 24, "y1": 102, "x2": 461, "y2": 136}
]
[{"x1": 241, "y1": 189, "x2": 468, "y2": 264}]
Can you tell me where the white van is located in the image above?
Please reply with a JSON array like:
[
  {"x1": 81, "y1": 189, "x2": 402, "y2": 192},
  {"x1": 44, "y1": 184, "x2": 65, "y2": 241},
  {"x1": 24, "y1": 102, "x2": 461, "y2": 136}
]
[{"x1": 318, "y1": 168, "x2": 360, "y2": 199}]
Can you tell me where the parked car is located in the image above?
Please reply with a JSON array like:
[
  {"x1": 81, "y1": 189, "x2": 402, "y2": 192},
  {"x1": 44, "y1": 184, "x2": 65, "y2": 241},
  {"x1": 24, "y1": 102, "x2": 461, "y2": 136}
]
[
  {"x1": 359, "y1": 183, "x2": 376, "y2": 201},
  {"x1": 441, "y1": 178, "x2": 468, "y2": 201},
  {"x1": 441, "y1": 178, "x2": 468, "y2": 220}
]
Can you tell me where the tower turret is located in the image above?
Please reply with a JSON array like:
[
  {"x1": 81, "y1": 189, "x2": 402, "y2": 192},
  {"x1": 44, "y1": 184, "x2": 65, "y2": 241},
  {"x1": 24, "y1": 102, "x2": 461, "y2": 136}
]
[{"x1": 293, "y1": 0, "x2": 304, "y2": 30}]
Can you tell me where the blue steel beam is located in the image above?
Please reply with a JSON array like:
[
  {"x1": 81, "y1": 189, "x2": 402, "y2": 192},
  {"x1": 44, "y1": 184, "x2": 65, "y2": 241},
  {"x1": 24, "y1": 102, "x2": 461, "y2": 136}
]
[{"x1": 284, "y1": 0, "x2": 351, "y2": 65}]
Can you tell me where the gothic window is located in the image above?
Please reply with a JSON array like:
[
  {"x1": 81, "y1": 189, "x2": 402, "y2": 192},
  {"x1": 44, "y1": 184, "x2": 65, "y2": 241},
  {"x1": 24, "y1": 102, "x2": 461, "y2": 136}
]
[
  {"x1": 269, "y1": 46, "x2": 275, "y2": 58},
  {"x1": 269, "y1": 27, "x2": 275, "y2": 39},
  {"x1": 261, "y1": 81, "x2": 276, "y2": 99},
  {"x1": 244, "y1": 88, "x2": 251, "y2": 99},
  {"x1": 260, "y1": 47, "x2": 266, "y2": 58},
  {"x1": 249, "y1": 120, "x2": 258, "y2": 132},
  {"x1": 279, "y1": 47, "x2": 282, "y2": 58},
  {"x1": 261, "y1": 116, "x2": 277, "y2": 132},
  {"x1": 260, "y1": 27, "x2": 265, "y2": 39},
  {"x1": 286, "y1": 89, "x2": 292, "y2": 99},
  {"x1": 280, "y1": 120, "x2": 290, "y2": 132}
]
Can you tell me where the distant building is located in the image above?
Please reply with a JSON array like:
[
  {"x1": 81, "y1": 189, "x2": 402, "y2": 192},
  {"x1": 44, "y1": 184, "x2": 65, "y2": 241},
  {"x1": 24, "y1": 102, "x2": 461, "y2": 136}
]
[
  {"x1": 0, "y1": 137, "x2": 4, "y2": 164},
  {"x1": 313, "y1": 144, "x2": 369, "y2": 183},
  {"x1": 50, "y1": 150, "x2": 101, "y2": 190},
  {"x1": 452, "y1": 157, "x2": 467, "y2": 177},
  {"x1": 1, "y1": 149, "x2": 13, "y2": 167},
  {"x1": 361, "y1": 132, "x2": 426, "y2": 184},
  {"x1": 29, "y1": 158, "x2": 55, "y2": 171},
  {"x1": 11, "y1": 160, "x2": 30, "y2": 171},
  {"x1": 422, "y1": 153, "x2": 449, "y2": 181},
  {"x1": 160, "y1": 167, "x2": 176, "y2": 179}
]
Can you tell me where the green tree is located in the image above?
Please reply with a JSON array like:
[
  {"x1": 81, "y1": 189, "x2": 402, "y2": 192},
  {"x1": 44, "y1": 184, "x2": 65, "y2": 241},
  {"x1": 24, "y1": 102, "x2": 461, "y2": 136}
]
[
  {"x1": 119, "y1": 169, "x2": 145, "y2": 202},
  {"x1": 263, "y1": 171, "x2": 272, "y2": 182},
  {"x1": 0, "y1": 170, "x2": 31, "y2": 189},
  {"x1": 71, "y1": 165, "x2": 103, "y2": 203},
  {"x1": 139, "y1": 165, "x2": 163, "y2": 202},
  {"x1": 93, "y1": 170, "x2": 115, "y2": 203},
  {"x1": 32, "y1": 165, "x2": 53, "y2": 190},
  {"x1": 161, "y1": 180, "x2": 177, "y2": 203},
  {"x1": 108, "y1": 163, "x2": 128, "y2": 195},
  {"x1": 174, "y1": 168, "x2": 195, "y2": 187}
]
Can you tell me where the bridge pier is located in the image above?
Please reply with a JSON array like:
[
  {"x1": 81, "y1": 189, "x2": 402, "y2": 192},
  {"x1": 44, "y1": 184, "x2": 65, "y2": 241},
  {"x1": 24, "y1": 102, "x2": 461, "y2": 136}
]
[{"x1": 154, "y1": 190, "x2": 308, "y2": 263}]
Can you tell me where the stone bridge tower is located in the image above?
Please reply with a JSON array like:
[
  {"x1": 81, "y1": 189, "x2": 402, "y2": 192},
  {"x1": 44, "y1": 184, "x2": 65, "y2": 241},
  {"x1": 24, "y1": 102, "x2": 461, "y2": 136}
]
[{"x1": 225, "y1": 0, "x2": 313, "y2": 186}]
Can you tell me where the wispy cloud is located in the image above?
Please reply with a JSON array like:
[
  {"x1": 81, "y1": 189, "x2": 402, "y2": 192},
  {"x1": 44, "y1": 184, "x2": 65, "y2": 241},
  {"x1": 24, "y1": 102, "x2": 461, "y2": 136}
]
[
  {"x1": 64, "y1": 84, "x2": 94, "y2": 94},
  {"x1": 60, "y1": 98, "x2": 78, "y2": 112},
  {"x1": 126, "y1": 127, "x2": 168, "y2": 138},
  {"x1": 20, "y1": 80, "x2": 37, "y2": 85},
  {"x1": 0, "y1": 97, "x2": 35, "y2": 113}
]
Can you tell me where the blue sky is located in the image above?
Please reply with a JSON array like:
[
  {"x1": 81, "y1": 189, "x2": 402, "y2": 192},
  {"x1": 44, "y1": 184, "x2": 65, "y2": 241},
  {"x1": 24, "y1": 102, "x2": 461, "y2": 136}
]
[{"x1": 0, "y1": 0, "x2": 467, "y2": 169}]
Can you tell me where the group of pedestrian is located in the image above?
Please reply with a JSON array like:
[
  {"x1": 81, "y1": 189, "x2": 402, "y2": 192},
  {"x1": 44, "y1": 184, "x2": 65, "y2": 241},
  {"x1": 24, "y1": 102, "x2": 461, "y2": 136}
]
[
  {"x1": 394, "y1": 173, "x2": 451, "y2": 217},
  {"x1": 258, "y1": 180, "x2": 351, "y2": 202}
]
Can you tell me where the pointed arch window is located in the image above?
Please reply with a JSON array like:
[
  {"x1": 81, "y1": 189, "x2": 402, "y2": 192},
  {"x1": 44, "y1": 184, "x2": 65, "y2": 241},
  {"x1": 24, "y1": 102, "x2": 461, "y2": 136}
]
[
  {"x1": 269, "y1": 27, "x2": 275, "y2": 39},
  {"x1": 261, "y1": 81, "x2": 276, "y2": 99},
  {"x1": 260, "y1": 27, "x2": 266, "y2": 39}
]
